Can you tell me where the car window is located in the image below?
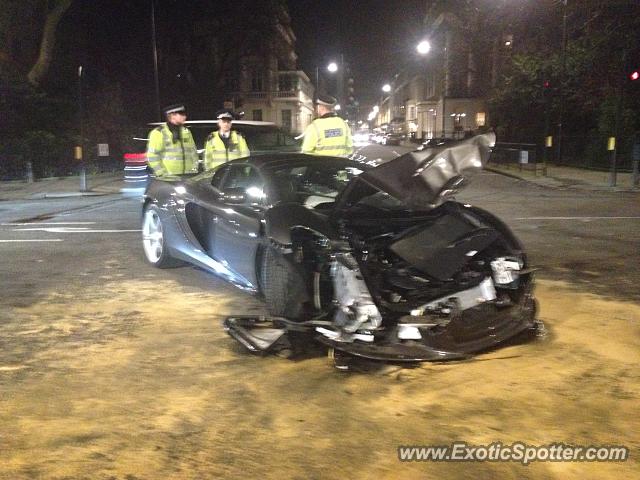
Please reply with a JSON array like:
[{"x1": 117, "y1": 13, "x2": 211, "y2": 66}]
[
  {"x1": 210, "y1": 165, "x2": 229, "y2": 189},
  {"x1": 221, "y1": 165, "x2": 265, "y2": 203},
  {"x1": 266, "y1": 162, "x2": 363, "y2": 205}
]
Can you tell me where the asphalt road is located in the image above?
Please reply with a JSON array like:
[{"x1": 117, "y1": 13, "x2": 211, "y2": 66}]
[{"x1": 1, "y1": 145, "x2": 638, "y2": 479}]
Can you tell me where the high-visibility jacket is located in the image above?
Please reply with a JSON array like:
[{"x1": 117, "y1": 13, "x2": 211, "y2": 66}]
[
  {"x1": 301, "y1": 113, "x2": 353, "y2": 156},
  {"x1": 204, "y1": 130, "x2": 250, "y2": 170},
  {"x1": 146, "y1": 123, "x2": 198, "y2": 176}
]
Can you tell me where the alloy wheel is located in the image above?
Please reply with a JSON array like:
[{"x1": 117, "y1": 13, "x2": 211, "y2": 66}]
[{"x1": 142, "y1": 208, "x2": 163, "y2": 263}]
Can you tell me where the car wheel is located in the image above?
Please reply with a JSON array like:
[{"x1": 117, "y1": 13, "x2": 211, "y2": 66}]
[
  {"x1": 142, "y1": 205, "x2": 183, "y2": 268},
  {"x1": 261, "y1": 245, "x2": 309, "y2": 320}
]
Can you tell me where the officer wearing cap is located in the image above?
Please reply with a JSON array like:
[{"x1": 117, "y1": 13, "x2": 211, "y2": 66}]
[
  {"x1": 204, "y1": 109, "x2": 250, "y2": 170},
  {"x1": 145, "y1": 104, "x2": 198, "y2": 176},
  {"x1": 301, "y1": 94, "x2": 353, "y2": 157}
]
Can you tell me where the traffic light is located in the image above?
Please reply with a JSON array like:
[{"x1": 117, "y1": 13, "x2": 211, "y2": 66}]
[{"x1": 630, "y1": 69, "x2": 639, "y2": 81}]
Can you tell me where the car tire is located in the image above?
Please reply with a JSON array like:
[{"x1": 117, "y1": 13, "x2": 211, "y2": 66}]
[
  {"x1": 142, "y1": 205, "x2": 183, "y2": 268},
  {"x1": 261, "y1": 245, "x2": 309, "y2": 320}
]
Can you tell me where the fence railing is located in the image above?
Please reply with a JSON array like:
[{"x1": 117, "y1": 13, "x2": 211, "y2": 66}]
[
  {"x1": 488, "y1": 135, "x2": 640, "y2": 174},
  {"x1": 490, "y1": 142, "x2": 540, "y2": 172}
]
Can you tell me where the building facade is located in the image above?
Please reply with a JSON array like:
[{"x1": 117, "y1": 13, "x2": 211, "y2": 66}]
[
  {"x1": 159, "y1": 0, "x2": 313, "y2": 134},
  {"x1": 373, "y1": 3, "x2": 507, "y2": 140}
]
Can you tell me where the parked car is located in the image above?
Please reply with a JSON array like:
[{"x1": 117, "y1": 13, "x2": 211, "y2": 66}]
[
  {"x1": 381, "y1": 133, "x2": 403, "y2": 146},
  {"x1": 122, "y1": 121, "x2": 301, "y2": 188},
  {"x1": 372, "y1": 133, "x2": 386, "y2": 144},
  {"x1": 415, "y1": 137, "x2": 455, "y2": 151},
  {"x1": 140, "y1": 133, "x2": 539, "y2": 365},
  {"x1": 352, "y1": 131, "x2": 371, "y2": 145}
]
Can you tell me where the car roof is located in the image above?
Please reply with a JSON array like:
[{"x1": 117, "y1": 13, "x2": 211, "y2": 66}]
[{"x1": 148, "y1": 120, "x2": 277, "y2": 127}]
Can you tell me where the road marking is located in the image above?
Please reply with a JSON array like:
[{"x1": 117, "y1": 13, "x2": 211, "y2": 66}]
[
  {"x1": 1, "y1": 222, "x2": 97, "y2": 226},
  {"x1": 0, "y1": 239, "x2": 63, "y2": 242},
  {"x1": 514, "y1": 216, "x2": 640, "y2": 220},
  {"x1": 13, "y1": 227, "x2": 140, "y2": 233}
]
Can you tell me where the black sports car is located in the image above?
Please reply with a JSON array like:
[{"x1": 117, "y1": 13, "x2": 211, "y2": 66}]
[{"x1": 141, "y1": 133, "x2": 538, "y2": 363}]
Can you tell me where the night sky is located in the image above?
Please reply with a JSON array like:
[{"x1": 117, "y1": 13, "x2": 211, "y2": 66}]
[
  {"x1": 288, "y1": 0, "x2": 427, "y2": 105},
  {"x1": 50, "y1": 0, "x2": 426, "y2": 120}
]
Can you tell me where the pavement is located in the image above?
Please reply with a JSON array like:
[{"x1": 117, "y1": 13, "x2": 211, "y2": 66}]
[
  {"x1": 486, "y1": 162, "x2": 640, "y2": 192},
  {"x1": 0, "y1": 172, "x2": 131, "y2": 201},
  {"x1": 0, "y1": 161, "x2": 638, "y2": 202}
]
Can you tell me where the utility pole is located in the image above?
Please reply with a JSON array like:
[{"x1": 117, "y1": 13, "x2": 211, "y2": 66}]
[
  {"x1": 339, "y1": 53, "x2": 345, "y2": 109},
  {"x1": 556, "y1": 0, "x2": 568, "y2": 164},
  {"x1": 609, "y1": 50, "x2": 629, "y2": 187},
  {"x1": 77, "y1": 65, "x2": 88, "y2": 192},
  {"x1": 151, "y1": 0, "x2": 161, "y2": 121}
]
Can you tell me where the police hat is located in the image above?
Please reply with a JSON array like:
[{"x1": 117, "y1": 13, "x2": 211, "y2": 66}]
[
  {"x1": 215, "y1": 109, "x2": 235, "y2": 120},
  {"x1": 163, "y1": 103, "x2": 186, "y2": 115},
  {"x1": 314, "y1": 94, "x2": 337, "y2": 107}
]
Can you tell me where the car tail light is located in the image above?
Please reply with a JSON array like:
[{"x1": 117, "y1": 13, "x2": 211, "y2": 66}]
[{"x1": 123, "y1": 153, "x2": 148, "y2": 184}]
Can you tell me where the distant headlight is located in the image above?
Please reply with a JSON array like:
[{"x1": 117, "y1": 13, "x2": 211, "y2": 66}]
[{"x1": 353, "y1": 133, "x2": 369, "y2": 143}]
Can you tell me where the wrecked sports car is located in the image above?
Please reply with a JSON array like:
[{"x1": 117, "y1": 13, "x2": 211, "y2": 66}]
[{"x1": 141, "y1": 132, "x2": 538, "y2": 364}]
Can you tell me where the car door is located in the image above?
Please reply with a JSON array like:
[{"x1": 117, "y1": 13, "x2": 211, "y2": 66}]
[
  {"x1": 211, "y1": 164, "x2": 266, "y2": 288},
  {"x1": 186, "y1": 165, "x2": 230, "y2": 254}
]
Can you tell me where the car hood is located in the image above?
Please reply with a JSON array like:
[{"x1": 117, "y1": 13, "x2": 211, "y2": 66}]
[{"x1": 340, "y1": 132, "x2": 495, "y2": 210}]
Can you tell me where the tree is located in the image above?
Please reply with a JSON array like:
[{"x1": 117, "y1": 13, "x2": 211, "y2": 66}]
[
  {"x1": 27, "y1": 0, "x2": 73, "y2": 87},
  {"x1": 487, "y1": 1, "x2": 640, "y2": 146}
]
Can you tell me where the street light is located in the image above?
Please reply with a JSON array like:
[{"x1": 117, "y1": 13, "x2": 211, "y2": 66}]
[
  {"x1": 416, "y1": 40, "x2": 431, "y2": 55},
  {"x1": 151, "y1": 0, "x2": 161, "y2": 121},
  {"x1": 315, "y1": 61, "x2": 339, "y2": 93},
  {"x1": 416, "y1": 39, "x2": 448, "y2": 138},
  {"x1": 382, "y1": 84, "x2": 391, "y2": 93},
  {"x1": 77, "y1": 65, "x2": 88, "y2": 192}
]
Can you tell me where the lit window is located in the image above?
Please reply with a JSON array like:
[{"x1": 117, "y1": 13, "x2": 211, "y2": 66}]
[{"x1": 476, "y1": 112, "x2": 486, "y2": 127}]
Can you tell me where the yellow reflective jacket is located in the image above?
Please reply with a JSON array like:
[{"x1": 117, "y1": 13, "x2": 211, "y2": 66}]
[
  {"x1": 204, "y1": 130, "x2": 250, "y2": 170},
  {"x1": 301, "y1": 114, "x2": 353, "y2": 156},
  {"x1": 145, "y1": 123, "x2": 198, "y2": 176}
]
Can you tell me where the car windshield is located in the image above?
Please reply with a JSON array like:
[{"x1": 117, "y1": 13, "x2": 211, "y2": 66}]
[
  {"x1": 258, "y1": 157, "x2": 419, "y2": 212},
  {"x1": 261, "y1": 158, "x2": 365, "y2": 206}
]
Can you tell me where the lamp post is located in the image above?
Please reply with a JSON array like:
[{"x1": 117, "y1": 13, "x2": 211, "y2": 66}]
[
  {"x1": 314, "y1": 61, "x2": 339, "y2": 98},
  {"x1": 77, "y1": 65, "x2": 88, "y2": 192},
  {"x1": 556, "y1": 0, "x2": 568, "y2": 164},
  {"x1": 378, "y1": 84, "x2": 392, "y2": 130},
  {"x1": 416, "y1": 39, "x2": 446, "y2": 137},
  {"x1": 151, "y1": 0, "x2": 161, "y2": 121}
]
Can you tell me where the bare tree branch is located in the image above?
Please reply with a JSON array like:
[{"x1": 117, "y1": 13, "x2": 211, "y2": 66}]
[{"x1": 27, "y1": 0, "x2": 73, "y2": 87}]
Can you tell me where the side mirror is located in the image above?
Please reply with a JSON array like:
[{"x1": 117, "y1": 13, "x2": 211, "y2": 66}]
[{"x1": 220, "y1": 187, "x2": 247, "y2": 204}]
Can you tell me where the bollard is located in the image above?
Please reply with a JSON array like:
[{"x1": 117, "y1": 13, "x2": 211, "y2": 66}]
[
  {"x1": 80, "y1": 168, "x2": 88, "y2": 192},
  {"x1": 607, "y1": 137, "x2": 617, "y2": 187},
  {"x1": 25, "y1": 161, "x2": 34, "y2": 183},
  {"x1": 543, "y1": 136, "x2": 552, "y2": 177}
]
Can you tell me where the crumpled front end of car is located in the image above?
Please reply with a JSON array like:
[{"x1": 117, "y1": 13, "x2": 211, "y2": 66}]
[{"x1": 311, "y1": 201, "x2": 538, "y2": 361}]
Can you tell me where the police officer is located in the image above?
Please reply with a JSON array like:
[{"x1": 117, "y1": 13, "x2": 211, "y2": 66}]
[
  {"x1": 301, "y1": 94, "x2": 353, "y2": 156},
  {"x1": 146, "y1": 104, "x2": 199, "y2": 177},
  {"x1": 204, "y1": 110, "x2": 250, "y2": 170}
]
